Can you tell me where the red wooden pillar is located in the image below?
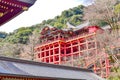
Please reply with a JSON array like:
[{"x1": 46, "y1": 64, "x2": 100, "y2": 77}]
[
  {"x1": 39, "y1": 47, "x2": 42, "y2": 62},
  {"x1": 93, "y1": 63, "x2": 97, "y2": 74},
  {"x1": 100, "y1": 58, "x2": 103, "y2": 77},
  {"x1": 53, "y1": 43, "x2": 55, "y2": 64},
  {"x1": 59, "y1": 41, "x2": 61, "y2": 64},
  {"x1": 44, "y1": 47, "x2": 46, "y2": 63},
  {"x1": 105, "y1": 54, "x2": 110, "y2": 77},
  {"x1": 64, "y1": 43, "x2": 67, "y2": 63},
  {"x1": 77, "y1": 39, "x2": 81, "y2": 56},
  {"x1": 70, "y1": 41, "x2": 73, "y2": 66},
  {"x1": 85, "y1": 35, "x2": 89, "y2": 67},
  {"x1": 58, "y1": 33, "x2": 60, "y2": 39},
  {"x1": 40, "y1": 47, "x2": 44, "y2": 62},
  {"x1": 94, "y1": 33, "x2": 98, "y2": 56},
  {"x1": 77, "y1": 39, "x2": 81, "y2": 67},
  {"x1": 48, "y1": 45, "x2": 50, "y2": 63}
]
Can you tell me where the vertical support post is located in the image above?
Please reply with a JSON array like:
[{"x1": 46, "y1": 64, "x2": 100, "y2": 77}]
[
  {"x1": 105, "y1": 58, "x2": 108, "y2": 77},
  {"x1": 44, "y1": 47, "x2": 46, "y2": 63},
  {"x1": 94, "y1": 32, "x2": 98, "y2": 59},
  {"x1": 39, "y1": 47, "x2": 41, "y2": 62},
  {"x1": 48, "y1": 45, "x2": 50, "y2": 63},
  {"x1": 100, "y1": 58, "x2": 103, "y2": 77},
  {"x1": 77, "y1": 39, "x2": 81, "y2": 56},
  {"x1": 59, "y1": 41, "x2": 61, "y2": 64},
  {"x1": 53, "y1": 43, "x2": 55, "y2": 64},
  {"x1": 54, "y1": 35, "x2": 56, "y2": 40},
  {"x1": 70, "y1": 41, "x2": 73, "y2": 66},
  {"x1": 77, "y1": 39, "x2": 81, "y2": 67},
  {"x1": 34, "y1": 48, "x2": 38, "y2": 61},
  {"x1": 85, "y1": 35, "x2": 89, "y2": 67},
  {"x1": 64, "y1": 42, "x2": 66, "y2": 64},
  {"x1": 94, "y1": 63, "x2": 97, "y2": 74},
  {"x1": 105, "y1": 54, "x2": 110, "y2": 77},
  {"x1": 58, "y1": 33, "x2": 60, "y2": 40}
]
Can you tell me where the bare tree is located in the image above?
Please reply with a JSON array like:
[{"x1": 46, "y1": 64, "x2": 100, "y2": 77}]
[
  {"x1": 0, "y1": 43, "x2": 23, "y2": 58},
  {"x1": 20, "y1": 30, "x2": 40, "y2": 60},
  {"x1": 84, "y1": 0, "x2": 120, "y2": 30},
  {"x1": 96, "y1": 30, "x2": 120, "y2": 72}
]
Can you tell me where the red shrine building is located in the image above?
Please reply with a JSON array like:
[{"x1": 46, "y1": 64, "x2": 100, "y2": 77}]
[{"x1": 34, "y1": 25, "x2": 111, "y2": 78}]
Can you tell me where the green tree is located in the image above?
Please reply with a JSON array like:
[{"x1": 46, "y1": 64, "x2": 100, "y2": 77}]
[
  {"x1": 62, "y1": 10, "x2": 73, "y2": 18},
  {"x1": 69, "y1": 15, "x2": 83, "y2": 26},
  {"x1": 54, "y1": 22, "x2": 64, "y2": 29},
  {"x1": 3, "y1": 27, "x2": 33, "y2": 44},
  {"x1": 114, "y1": 3, "x2": 120, "y2": 14},
  {"x1": 0, "y1": 32, "x2": 7, "y2": 38}
]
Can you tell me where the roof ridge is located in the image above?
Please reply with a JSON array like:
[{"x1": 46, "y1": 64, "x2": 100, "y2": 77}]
[{"x1": 0, "y1": 56, "x2": 92, "y2": 72}]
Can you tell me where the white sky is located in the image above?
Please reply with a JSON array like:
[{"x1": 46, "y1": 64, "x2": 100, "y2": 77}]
[{"x1": 0, "y1": 0, "x2": 85, "y2": 33}]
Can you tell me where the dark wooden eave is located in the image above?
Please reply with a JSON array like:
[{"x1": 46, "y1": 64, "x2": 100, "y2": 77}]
[{"x1": 0, "y1": 0, "x2": 36, "y2": 26}]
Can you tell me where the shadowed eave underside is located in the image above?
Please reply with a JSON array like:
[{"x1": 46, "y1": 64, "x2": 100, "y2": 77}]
[{"x1": 0, "y1": 0, "x2": 36, "y2": 26}]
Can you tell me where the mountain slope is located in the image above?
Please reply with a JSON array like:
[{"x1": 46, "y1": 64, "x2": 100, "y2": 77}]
[{"x1": 1, "y1": 5, "x2": 85, "y2": 44}]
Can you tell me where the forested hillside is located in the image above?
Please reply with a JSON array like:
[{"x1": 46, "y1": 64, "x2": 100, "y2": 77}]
[
  {"x1": 0, "y1": 5, "x2": 84, "y2": 44},
  {"x1": 1, "y1": 1, "x2": 120, "y2": 45}
]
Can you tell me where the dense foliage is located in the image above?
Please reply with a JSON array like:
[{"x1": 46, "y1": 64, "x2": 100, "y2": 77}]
[
  {"x1": 0, "y1": 32, "x2": 7, "y2": 38},
  {"x1": 42, "y1": 5, "x2": 84, "y2": 28},
  {"x1": 3, "y1": 27, "x2": 33, "y2": 44}
]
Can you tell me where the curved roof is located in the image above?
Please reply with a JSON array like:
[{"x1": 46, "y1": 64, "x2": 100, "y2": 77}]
[
  {"x1": 0, "y1": 56, "x2": 104, "y2": 80},
  {"x1": 0, "y1": 0, "x2": 36, "y2": 26}
]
